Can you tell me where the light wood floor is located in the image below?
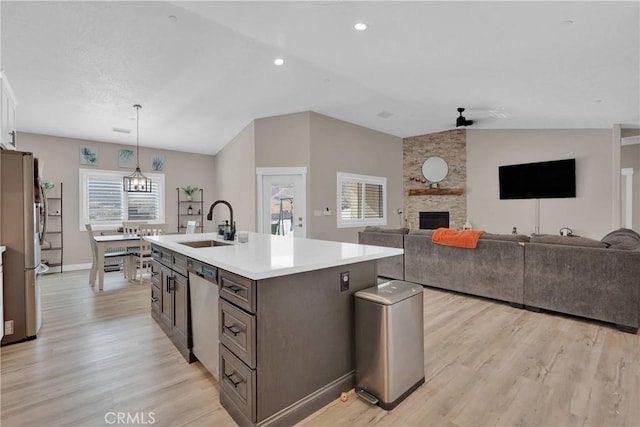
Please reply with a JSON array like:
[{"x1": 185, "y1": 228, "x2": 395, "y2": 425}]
[{"x1": 1, "y1": 271, "x2": 639, "y2": 427}]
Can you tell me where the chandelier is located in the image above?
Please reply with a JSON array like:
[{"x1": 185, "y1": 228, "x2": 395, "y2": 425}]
[{"x1": 123, "y1": 104, "x2": 152, "y2": 192}]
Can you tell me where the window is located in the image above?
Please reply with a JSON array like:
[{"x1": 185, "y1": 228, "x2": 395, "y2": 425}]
[
  {"x1": 79, "y1": 169, "x2": 165, "y2": 230},
  {"x1": 337, "y1": 172, "x2": 387, "y2": 228}
]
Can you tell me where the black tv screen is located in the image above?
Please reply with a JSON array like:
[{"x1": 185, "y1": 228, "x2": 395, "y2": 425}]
[{"x1": 499, "y1": 159, "x2": 576, "y2": 199}]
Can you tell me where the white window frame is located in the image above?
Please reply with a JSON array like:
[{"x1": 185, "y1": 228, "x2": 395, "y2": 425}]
[
  {"x1": 79, "y1": 168, "x2": 165, "y2": 231},
  {"x1": 337, "y1": 172, "x2": 387, "y2": 228}
]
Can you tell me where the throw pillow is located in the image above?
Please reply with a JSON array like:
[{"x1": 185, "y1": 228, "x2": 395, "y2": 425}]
[
  {"x1": 530, "y1": 234, "x2": 608, "y2": 248},
  {"x1": 601, "y1": 228, "x2": 640, "y2": 250}
]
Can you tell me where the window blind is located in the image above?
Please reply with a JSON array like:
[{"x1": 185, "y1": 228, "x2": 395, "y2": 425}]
[
  {"x1": 337, "y1": 173, "x2": 386, "y2": 228},
  {"x1": 80, "y1": 169, "x2": 165, "y2": 230}
]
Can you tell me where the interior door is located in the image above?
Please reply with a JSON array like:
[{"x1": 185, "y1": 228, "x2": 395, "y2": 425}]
[{"x1": 261, "y1": 174, "x2": 306, "y2": 238}]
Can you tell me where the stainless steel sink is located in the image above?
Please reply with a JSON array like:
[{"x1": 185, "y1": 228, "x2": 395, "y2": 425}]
[{"x1": 178, "y1": 239, "x2": 233, "y2": 248}]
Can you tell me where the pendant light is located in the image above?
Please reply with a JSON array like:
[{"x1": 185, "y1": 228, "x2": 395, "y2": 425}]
[{"x1": 123, "y1": 104, "x2": 152, "y2": 192}]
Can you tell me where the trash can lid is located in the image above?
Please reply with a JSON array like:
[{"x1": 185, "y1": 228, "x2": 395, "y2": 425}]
[{"x1": 355, "y1": 280, "x2": 423, "y2": 305}]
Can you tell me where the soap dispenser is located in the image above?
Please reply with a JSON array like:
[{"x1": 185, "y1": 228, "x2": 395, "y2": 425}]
[{"x1": 187, "y1": 205, "x2": 193, "y2": 215}]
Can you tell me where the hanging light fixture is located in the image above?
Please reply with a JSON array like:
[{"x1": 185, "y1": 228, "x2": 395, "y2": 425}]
[{"x1": 123, "y1": 104, "x2": 152, "y2": 192}]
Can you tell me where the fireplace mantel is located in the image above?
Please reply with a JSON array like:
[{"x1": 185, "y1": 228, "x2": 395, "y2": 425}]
[{"x1": 408, "y1": 188, "x2": 464, "y2": 196}]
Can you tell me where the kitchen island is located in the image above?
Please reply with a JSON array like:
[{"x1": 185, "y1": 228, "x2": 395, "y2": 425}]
[{"x1": 144, "y1": 232, "x2": 403, "y2": 427}]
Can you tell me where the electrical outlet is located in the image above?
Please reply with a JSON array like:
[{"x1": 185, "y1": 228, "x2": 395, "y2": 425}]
[
  {"x1": 4, "y1": 320, "x2": 14, "y2": 335},
  {"x1": 340, "y1": 271, "x2": 350, "y2": 291}
]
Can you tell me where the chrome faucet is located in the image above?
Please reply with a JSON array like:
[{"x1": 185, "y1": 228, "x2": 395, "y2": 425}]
[{"x1": 207, "y1": 200, "x2": 236, "y2": 240}]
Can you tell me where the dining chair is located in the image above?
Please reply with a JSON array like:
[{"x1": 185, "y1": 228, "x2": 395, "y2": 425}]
[
  {"x1": 185, "y1": 220, "x2": 197, "y2": 234},
  {"x1": 122, "y1": 221, "x2": 148, "y2": 235},
  {"x1": 130, "y1": 223, "x2": 169, "y2": 281},
  {"x1": 85, "y1": 224, "x2": 131, "y2": 283}
]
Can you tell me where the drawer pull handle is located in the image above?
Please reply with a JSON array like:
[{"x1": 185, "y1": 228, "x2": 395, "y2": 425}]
[
  {"x1": 224, "y1": 373, "x2": 241, "y2": 388},
  {"x1": 224, "y1": 325, "x2": 241, "y2": 336},
  {"x1": 227, "y1": 284, "x2": 242, "y2": 294}
]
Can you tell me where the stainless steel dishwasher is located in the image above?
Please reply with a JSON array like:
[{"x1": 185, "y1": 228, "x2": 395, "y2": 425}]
[{"x1": 188, "y1": 259, "x2": 219, "y2": 380}]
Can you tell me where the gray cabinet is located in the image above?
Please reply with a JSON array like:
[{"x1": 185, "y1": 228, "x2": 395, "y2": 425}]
[
  {"x1": 218, "y1": 269, "x2": 257, "y2": 425},
  {"x1": 150, "y1": 244, "x2": 193, "y2": 362},
  {"x1": 219, "y1": 261, "x2": 377, "y2": 427}
]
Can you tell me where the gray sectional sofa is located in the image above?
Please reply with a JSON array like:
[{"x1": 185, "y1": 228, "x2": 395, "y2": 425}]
[
  {"x1": 524, "y1": 230, "x2": 640, "y2": 333},
  {"x1": 357, "y1": 227, "x2": 408, "y2": 280},
  {"x1": 359, "y1": 227, "x2": 640, "y2": 333},
  {"x1": 404, "y1": 230, "x2": 527, "y2": 306}
]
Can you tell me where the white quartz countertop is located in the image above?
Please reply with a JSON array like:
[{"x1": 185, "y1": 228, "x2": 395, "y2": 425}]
[{"x1": 144, "y1": 232, "x2": 403, "y2": 280}]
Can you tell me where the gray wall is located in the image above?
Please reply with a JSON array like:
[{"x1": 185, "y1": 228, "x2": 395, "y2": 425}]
[
  {"x1": 215, "y1": 111, "x2": 404, "y2": 243},
  {"x1": 308, "y1": 112, "x2": 403, "y2": 242},
  {"x1": 466, "y1": 128, "x2": 614, "y2": 239},
  {"x1": 213, "y1": 121, "x2": 256, "y2": 232},
  {"x1": 255, "y1": 112, "x2": 311, "y2": 169},
  {"x1": 17, "y1": 132, "x2": 216, "y2": 268}
]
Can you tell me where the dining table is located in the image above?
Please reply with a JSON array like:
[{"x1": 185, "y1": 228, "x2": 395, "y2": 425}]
[{"x1": 92, "y1": 234, "x2": 142, "y2": 291}]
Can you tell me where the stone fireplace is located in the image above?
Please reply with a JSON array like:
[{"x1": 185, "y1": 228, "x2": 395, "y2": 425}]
[{"x1": 403, "y1": 129, "x2": 467, "y2": 230}]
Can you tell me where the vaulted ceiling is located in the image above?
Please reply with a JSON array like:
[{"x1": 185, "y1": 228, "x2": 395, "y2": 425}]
[{"x1": 2, "y1": 1, "x2": 638, "y2": 155}]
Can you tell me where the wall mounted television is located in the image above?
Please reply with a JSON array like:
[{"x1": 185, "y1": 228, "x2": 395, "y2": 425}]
[{"x1": 499, "y1": 158, "x2": 576, "y2": 199}]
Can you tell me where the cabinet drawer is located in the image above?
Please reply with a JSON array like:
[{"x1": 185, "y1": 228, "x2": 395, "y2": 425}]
[
  {"x1": 151, "y1": 284, "x2": 161, "y2": 315},
  {"x1": 172, "y1": 253, "x2": 188, "y2": 277},
  {"x1": 150, "y1": 260, "x2": 161, "y2": 287},
  {"x1": 151, "y1": 245, "x2": 162, "y2": 262},
  {"x1": 220, "y1": 298, "x2": 256, "y2": 369},
  {"x1": 160, "y1": 249, "x2": 173, "y2": 268},
  {"x1": 220, "y1": 344, "x2": 256, "y2": 423},
  {"x1": 219, "y1": 270, "x2": 256, "y2": 313}
]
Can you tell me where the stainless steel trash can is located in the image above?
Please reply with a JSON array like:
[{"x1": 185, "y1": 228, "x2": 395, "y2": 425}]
[{"x1": 355, "y1": 280, "x2": 424, "y2": 410}]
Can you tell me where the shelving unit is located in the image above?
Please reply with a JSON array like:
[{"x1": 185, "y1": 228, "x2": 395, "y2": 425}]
[
  {"x1": 177, "y1": 187, "x2": 203, "y2": 233},
  {"x1": 42, "y1": 182, "x2": 63, "y2": 273}
]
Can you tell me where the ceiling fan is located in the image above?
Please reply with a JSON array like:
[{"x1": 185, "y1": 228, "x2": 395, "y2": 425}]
[{"x1": 456, "y1": 107, "x2": 473, "y2": 127}]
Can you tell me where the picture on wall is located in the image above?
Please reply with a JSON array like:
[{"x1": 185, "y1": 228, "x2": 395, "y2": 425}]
[
  {"x1": 151, "y1": 154, "x2": 165, "y2": 171},
  {"x1": 118, "y1": 149, "x2": 136, "y2": 168},
  {"x1": 80, "y1": 146, "x2": 98, "y2": 165}
]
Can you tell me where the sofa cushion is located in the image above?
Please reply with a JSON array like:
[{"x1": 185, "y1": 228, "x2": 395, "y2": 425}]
[
  {"x1": 363, "y1": 226, "x2": 409, "y2": 234},
  {"x1": 601, "y1": 228, "x2": 640, "y2": 250},
  {"x1": 481, "y1": 233, "x2": 530, "y2": 243},
  {"x1": 530, "y1": 234, "x2": 608, "y2": 248}
]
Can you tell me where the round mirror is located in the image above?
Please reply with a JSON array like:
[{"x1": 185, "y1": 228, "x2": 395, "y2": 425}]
[{"x1": 422, "y1": 156, "x2": 448, "y2": 182}]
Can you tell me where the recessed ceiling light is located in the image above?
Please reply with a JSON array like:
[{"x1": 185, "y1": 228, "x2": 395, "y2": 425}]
[
  {"x1": 274, "y1": 58, "x2": 284, "y2": 66},
  {"x1": 354, "y1": 22, "x2": 367, "y2": 31},
  {"x1": 561, "y1": 20, "x2": 574, "y2": 26},
  {"x1": 168, "y1": 15, "x2": 177, "y2": 24}
]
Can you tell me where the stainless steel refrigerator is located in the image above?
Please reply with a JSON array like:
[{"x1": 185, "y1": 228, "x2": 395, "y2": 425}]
[{"x1": 0, "y1": 149, "x2": 47, "y2": 345}]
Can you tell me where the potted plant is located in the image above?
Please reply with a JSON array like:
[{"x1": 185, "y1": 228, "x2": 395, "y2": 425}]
[
  {"x1": 43, "y1": 180, "x2": 55, "y2": 191},
  {"x1": 181, "y1": 185, "x2": 199, "y2": 201}
]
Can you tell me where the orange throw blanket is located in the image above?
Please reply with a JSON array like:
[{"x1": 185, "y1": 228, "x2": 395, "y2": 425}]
[{"x1": 432, "y1": 228, "x2": 485, "y2": 249}]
